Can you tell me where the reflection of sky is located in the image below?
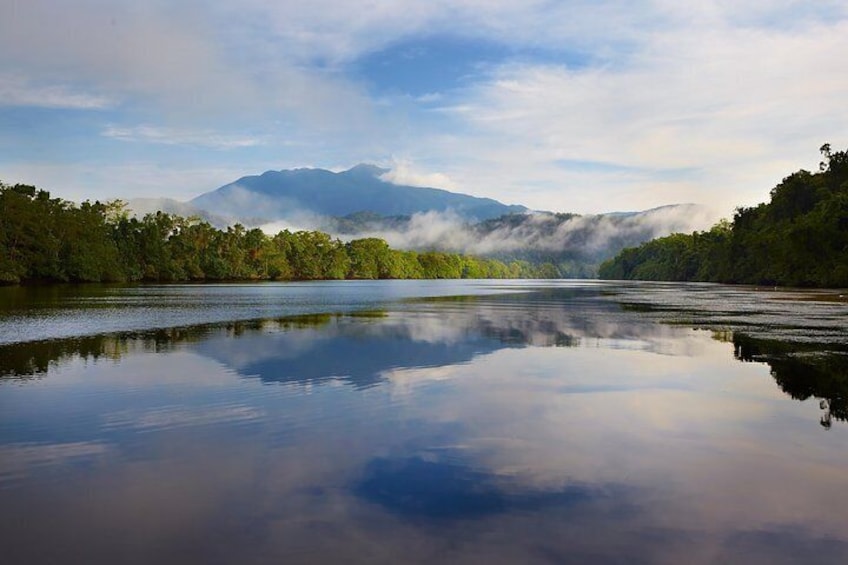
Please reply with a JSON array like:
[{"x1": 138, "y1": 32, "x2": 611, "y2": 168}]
[
  {"x1": 189, "y1": 291, "x2": 717, "y2": 389},
  {"x1": 191, "y1": 314, "x2": 508, "y2": 389},
  {"x1": 2, "y1": 289, "x2": 848, "y2": 563}
]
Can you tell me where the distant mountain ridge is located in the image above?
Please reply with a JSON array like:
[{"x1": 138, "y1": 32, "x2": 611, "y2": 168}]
[
  {"x1": 190, "y1": 164, "x2": 527, "y2": 221},
  {"x1": 124, "y1": 164, "x2": 715, "y2": 278}
]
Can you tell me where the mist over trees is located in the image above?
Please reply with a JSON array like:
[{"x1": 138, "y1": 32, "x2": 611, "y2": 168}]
[
  {"x1": 0, "y1": 182, "x2": 555, "y2": 284},
  {"x1": 319, "y1": 204, "x2": 713, "y2": 278},
  {"x1": 599, "y1": 144, "x2": 848, "y2": 288}
]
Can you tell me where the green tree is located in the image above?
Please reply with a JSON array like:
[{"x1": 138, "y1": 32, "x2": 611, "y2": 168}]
[
  {"x1": 418, "y1": 251, "x2": 462, "y2": 279},
  {"x1": 346, "y1": 238, "x2": 393, "y2": 279}
]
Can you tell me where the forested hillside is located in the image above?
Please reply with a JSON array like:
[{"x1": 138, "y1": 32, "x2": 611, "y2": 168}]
[
  {"x1": 599, "y1": 144, "x2": 848, "y2": 287},
  {"x1": 0, "y1": 182, "x2": 550, "y2": 284}
]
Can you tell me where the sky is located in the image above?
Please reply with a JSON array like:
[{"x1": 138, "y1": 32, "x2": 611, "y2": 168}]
[{"x1": 1, "y1": 0, "x2": 847, "y2": 216}]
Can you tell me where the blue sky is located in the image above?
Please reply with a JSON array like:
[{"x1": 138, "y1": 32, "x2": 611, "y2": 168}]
[{"x1": 2, "y1": 1, "x2": 847, "y2": 215}]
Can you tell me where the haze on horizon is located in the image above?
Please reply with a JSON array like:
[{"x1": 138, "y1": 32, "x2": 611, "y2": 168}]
[{"x1": 2, "y1": 1, "x2": 847, "y2": 217}]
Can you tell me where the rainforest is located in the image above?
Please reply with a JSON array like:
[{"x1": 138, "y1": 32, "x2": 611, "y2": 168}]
[
  {"x1": 600, "y1": 144, "x2": 848, "y2": 287},
  {"x1": 0, "y1": 183, "x2": 557, "y2": 284}
]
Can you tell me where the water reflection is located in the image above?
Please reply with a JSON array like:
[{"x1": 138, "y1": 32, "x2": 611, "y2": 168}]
[
  {"x1": 0, "y1": 279, "x2": 534, "y2": 345},
  {"x1": 354, "y1": 452, "x2": 618, "y2": 521},
  {"x1": 0, "y1": 325, "x2": 217, "y2": 378},
  {"x1": 2, "y1": 283, "x2": 848, "y2": 563},
  {"x1": 4, "y1": 288, "x2": 847, "y2": 429},
  {"x1": 732, "y1": 333, "x2": 848, "y2": 428},
  {"x1": 605, "y1": 284, "x2": 848, "y2": 429}
]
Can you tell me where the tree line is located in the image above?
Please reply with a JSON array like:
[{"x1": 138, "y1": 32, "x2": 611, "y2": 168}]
[
  {"x1": 599, "y1": 144, "x2": 848, "y2": 287},
  {"x1": 0, "y1": 182, "x2": 559, "y2": 284}
]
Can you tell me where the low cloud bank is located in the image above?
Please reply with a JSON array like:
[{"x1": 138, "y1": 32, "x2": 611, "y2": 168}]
[{"x1": 330, "y1": 204, "x2": 719, "y2": 260}]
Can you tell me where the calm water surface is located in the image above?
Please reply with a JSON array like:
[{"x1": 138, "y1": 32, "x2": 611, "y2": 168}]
[{"x1": 1, "y1": 280, "x2": 847, "y2": 564}]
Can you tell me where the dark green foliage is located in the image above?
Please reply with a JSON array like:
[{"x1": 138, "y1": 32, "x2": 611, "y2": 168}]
[
  {"x1": 600, "y1": 144, "x2": 848, "y2": 288},
  {"x1": 0, "y1": 184, "x2": 124, "y2": 283},
  {"x1": 1, "y1": 180, "x2": 563, "y2": 284},
  {"x1": 346, "y1": 238, "x2": 394, "y2": 279},
  {"x1": 417, "y1": 251, "x2": 463, "y2": 279}
]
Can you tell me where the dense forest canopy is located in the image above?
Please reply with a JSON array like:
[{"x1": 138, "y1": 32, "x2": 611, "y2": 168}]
[
  {"x1": 599, "y1": 144, "x2": 848, "y2": 288},
  {"x1": 0, "y1": 181, "x2": 560, "y2": 284}
]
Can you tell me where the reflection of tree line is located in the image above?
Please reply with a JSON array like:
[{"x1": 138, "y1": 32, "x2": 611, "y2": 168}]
[
  {"x1": 730, "y1": 333, "x2": 848, "y2": 429},
  {"x1": 0, "y1": 293, "x2": 595, "y2": 380},
  {"x1": 4, "y1": 295, "x2": 847, "y2": 430},
  {"x1": 0, "y1": 315, "x2": 336, "y2": 378}
]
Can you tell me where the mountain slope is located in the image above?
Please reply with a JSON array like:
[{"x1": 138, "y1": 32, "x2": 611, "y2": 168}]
[{"x1": 190, "y1": 164, "x2": 527, "y2": 221}]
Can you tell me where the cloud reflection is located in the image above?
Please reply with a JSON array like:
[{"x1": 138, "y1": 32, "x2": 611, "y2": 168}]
[
  {"x1": 191, "y1": 290, "x2": 706, "y2": 389},
  {"x1": 102, "y1": 404, "x2": 265, "y2": 431},
  {"x1": 3, "y1": 284, "x2": 848, "y2": 563},
  {"x1": 0, "y1": 441, "x2": 111, "y2": 482}
]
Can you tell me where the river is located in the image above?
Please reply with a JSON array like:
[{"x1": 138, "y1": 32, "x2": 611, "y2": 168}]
[{"x1": 2, "y1": 280, "x2": 847, "y2": 563}]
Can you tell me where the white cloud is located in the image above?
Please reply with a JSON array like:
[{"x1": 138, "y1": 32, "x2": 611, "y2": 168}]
[
  {"x1": 0, "y1": 74, "x2": 113, "y2": 109},
  {"x1": 0, "y1": 441, "x2": 111, "y2": 480},
  {"x1": 2, "y1": 1, "x2": 847, "y2": 214},
  {"x1": 0, "y1": 2, "x2": 248, "y2": 111},
  {"x1": 342, "y1": 206, "x2": 717, "y2": 256},
  {"x1": 412, "y1": 14, "x2": 848, "y2": 214},
  {"x1": 102, "y1": 125, "x2": 264, "y2": 149},
  {"x1": 0, "y1": 1, "x2": 378, "y2": 129},
  {"x1": 0, "y1": 161, "x2": 258, "y2": 202},
  {"x1": 380, "y1": 159, "x2": 458, "y2": 190},
  {"x1": 102, "y1": 404, "x2": 264, "y2": 431},
  {"x1": 223, "y1": 0, "x2": 665, "y2": 65}
]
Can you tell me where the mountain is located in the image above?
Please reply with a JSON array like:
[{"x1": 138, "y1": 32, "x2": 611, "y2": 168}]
[
  {"x1": 133, "y1": 164, "x2": 716, "y2": 278},
  {"x1": 190, "y1": 164, "x2": 527, "y2": 221}
]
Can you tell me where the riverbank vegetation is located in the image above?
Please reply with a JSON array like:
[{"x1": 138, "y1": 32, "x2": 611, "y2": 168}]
[
  {"x1": 0, "y1": 182, "x2": 553, "y2": 284},
  {"x1": 599, "y1": 144, "x2": 848, "y2": 287}
]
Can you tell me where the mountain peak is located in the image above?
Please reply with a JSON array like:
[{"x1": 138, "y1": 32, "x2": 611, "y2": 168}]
[
  {"x1": 345, "y1": 163, "x2": 389, "y2": 177},
  {"x1": 191, "y1": 164, "x2": 527, "y2": 221}
]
